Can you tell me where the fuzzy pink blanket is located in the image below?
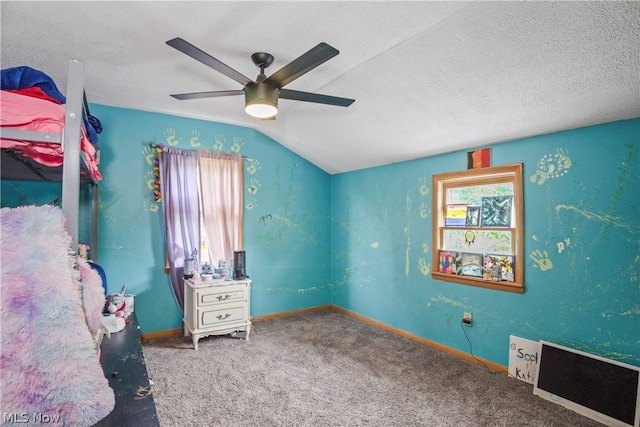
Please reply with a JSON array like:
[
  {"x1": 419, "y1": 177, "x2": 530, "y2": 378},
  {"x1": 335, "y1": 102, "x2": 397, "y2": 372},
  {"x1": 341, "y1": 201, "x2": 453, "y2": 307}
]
[{"x1": 0, "y1": 205, "x2": 114, "y2": 426}]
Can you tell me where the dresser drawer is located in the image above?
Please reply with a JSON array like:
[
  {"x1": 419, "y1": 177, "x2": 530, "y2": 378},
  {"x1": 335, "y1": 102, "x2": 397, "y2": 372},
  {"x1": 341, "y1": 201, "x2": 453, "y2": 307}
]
[
  {"x1": 199, "y1": 305, "x2": 246, "y2": 328},
  {"x1": 197, "y1": 287, "x2": 246, "y2": 306}
]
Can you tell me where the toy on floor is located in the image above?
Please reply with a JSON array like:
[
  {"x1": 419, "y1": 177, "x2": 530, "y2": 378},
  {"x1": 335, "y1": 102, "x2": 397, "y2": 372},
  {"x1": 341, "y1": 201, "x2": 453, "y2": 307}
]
[{"x1": 101, "y1": 285, "x2": 130, "y2": 333}]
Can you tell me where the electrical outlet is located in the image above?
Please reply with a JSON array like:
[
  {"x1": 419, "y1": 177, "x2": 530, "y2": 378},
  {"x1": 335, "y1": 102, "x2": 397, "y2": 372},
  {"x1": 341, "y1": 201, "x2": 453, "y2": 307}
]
[{"x1": 463, "y1": 312, "x2": 472, "y2": 326}]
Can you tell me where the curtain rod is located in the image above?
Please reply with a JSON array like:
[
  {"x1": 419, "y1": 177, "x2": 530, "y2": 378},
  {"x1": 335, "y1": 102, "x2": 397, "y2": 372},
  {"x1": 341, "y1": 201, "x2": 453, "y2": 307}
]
[{"x1": 149, "y1": 143, "x2": 253, "y2": 161}]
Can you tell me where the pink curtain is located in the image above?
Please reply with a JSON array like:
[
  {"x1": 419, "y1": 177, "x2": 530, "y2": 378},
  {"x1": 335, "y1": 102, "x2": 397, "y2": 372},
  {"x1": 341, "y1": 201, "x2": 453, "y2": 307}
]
[{"x1": 197, "y1": 151, "x2": 244, "y2": 266}]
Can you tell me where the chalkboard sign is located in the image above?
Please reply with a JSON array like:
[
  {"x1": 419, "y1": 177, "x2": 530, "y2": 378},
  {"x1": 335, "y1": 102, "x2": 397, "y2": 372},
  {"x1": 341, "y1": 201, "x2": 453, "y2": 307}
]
[{"x1": 533, "y1": 341, "x2": 640, "y2": 427}]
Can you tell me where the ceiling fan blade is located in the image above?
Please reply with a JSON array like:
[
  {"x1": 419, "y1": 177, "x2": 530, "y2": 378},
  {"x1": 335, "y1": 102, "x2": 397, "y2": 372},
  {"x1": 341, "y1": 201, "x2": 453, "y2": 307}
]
[
  {"x1": 170, "y1": 90, "x2": 245, "y2": 100},
  {"x1": 279, "y1": 89, "x2": 355, "y2": 107},
  {"x1": 264, "y1": 42, "x2": 339, "y2": 89},
  {"x1": 166, "y1": 38, "x2": 252, "y2": 87}
]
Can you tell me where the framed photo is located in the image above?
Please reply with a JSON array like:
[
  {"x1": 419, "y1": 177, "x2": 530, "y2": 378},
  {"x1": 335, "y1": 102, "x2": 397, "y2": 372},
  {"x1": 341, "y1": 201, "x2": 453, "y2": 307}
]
[
  {"x1": 456, "y1": 252, "x2": 483, "y2": 277},
  {"x1": 465, "y1": 206, "x2": 481, "y2": 226},
  {"x1": 481, "y1": 196, "x2": 513, "y2": 227},
  {"x1": 438, "y1": 251, "x2": 458, "y2": 274},
  {"x1": 483, "y1": 254, "x2": 515, "y2": 282},
  {"x1": 445, "y1": 204, "x2": 467, "y2": 227},
  {"x1": 467, "y1": 148, "x2": 491, "y2": 169}
]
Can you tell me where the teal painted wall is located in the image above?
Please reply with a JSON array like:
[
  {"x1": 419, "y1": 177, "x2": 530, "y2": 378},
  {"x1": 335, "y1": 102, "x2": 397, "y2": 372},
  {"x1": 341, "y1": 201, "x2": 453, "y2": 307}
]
[
  {"x1": 1, "y1": 105, "x2": 332, "y2": 333},
  {"x1": 331, "y1": 118, "x2": 640, "y2": 368},
  {"x1": 2, "y1": 107, "x2": 637, "y2": 369}
]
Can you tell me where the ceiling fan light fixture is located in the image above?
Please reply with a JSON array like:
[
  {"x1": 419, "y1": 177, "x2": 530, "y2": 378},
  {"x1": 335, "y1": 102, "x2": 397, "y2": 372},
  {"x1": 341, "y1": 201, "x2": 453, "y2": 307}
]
[
  {"x1": 245, "y1": 83, "x2": 279, "y2": 119},
  {"x1": 167, "y1": 38, "x2": 354, "y2": 117}
]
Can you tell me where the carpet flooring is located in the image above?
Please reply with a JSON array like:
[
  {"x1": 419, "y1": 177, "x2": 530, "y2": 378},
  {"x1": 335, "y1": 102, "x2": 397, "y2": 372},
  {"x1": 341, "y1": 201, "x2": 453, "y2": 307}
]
[{"x1": 142, "y1": 309, "x2": 604, "y2": 426}]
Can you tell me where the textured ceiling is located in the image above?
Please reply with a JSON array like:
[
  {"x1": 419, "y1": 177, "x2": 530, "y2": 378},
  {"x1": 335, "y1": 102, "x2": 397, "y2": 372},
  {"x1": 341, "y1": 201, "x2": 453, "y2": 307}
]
[{"x1": 1, "y1": 1, "x2": 638, "y2": 174}]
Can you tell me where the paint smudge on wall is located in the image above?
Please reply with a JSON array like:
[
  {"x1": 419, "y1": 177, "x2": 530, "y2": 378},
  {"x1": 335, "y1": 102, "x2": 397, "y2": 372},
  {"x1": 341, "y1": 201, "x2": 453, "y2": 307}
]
[
  {"x1": 405, "y1": 190, "x2": 412, "y2": 276},
  {"x1": 530, "y1": 249, "x2": 553, "y2": 271},
  {"x1": 611, "y1": 143, "x2": 638, "y2": 203},
  {"x1": 430, "y1": 294, "x2": 466, "y2": 308},
  {"x1": 556, "y1": 238, "x2": 571, "y2": 253},
  {"x1": 601, "y1": 305, "x2": 640, "y2": 320},
  {"x1": 405, "y1": 226, "x2": 411, "y2": 276},
  {"x1": 278, "y1": 215, "x2": 309, "y2": 239},
  {"x1": 556, "y1": 204, "x2": 639, "y2": 234},
  {"x1": 297, "y1": 286, "x2": 318, "y2": 295},
  {"x1": 530, "y1": 148, "x2": 572, "y2": 185},
  {"x1": 370, "y1": 242, "x2": 379, "y2": 248},
  {"x1": 258, "y1": 214, "x2": 272, "y2": 224},
  {"x1": 333, "y1": 267, "x2": 355, "y2": 287}
]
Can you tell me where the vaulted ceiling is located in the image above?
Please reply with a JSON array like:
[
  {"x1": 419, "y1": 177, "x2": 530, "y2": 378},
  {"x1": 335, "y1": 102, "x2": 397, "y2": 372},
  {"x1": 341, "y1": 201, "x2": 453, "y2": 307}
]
[{"x1": 2, "y1": 1, "x2": 638, "y2": 174}]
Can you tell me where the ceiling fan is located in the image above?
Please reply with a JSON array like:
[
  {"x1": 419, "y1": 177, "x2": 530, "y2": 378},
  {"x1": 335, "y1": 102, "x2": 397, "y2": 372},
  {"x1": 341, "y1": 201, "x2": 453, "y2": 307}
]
[{"x1": 166, "y1": 37, "x2": 355, "y2": 119}]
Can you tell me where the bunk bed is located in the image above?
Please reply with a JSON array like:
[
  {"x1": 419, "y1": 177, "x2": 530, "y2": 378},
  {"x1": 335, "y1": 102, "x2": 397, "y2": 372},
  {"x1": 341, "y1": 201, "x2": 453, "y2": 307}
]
[
  {"x1": 1, "y1": 59, "x2": 100, "y2": 259},
  {"x1": 1, "y1": 59, "x2": 159, "y2": 426},
  {"x1": 0, "y1": 59, "x2": 116, "y2": 425}
]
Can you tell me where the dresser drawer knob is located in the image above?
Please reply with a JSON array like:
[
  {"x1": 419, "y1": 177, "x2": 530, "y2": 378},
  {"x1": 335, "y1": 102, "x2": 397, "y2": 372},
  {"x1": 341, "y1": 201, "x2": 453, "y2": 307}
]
[
  {"x1": 216, "y1": 313, "x2": 232, "y2": 320},
  {"x1": 216, "y1": 294, "x2": 231, "y2": 301}
]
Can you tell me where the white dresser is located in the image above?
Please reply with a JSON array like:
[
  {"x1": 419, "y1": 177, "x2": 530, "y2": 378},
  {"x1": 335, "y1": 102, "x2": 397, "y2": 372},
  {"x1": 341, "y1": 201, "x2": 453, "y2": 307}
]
[{"x1": 183, "y1": 278, "x2": 251, "y2": 350}]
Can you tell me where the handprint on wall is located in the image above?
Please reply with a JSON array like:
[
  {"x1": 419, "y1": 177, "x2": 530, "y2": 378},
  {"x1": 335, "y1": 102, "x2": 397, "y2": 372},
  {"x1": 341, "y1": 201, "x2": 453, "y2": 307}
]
[
  {"x1": 530, "y1": 148, "x2": 572, "y2": 185},
  {"x1": 164, "y1": 128, "x2": 181, "y2": 146},
  {"x1": 230, "y1": 137, "x2": 244, "y2": 153},
  {"x1": 213, "y1": 134, "x2": 226, "y2": 150},
  {"x1": 246, "y1": 197, "x2": 257, "y2": 210},
  {"x1": 246, "y1": 159, "x2": 261, "y2": 175},
  {"x1": 247, "y1": 178, "x2": 261, "y2": 195},
  {"x1": 142, "y1": 145, "x2": 156, "y2": 166},
  {"x1": 419, "y1": 202, "x2": 429, "y2": 219},
  {"x1": 189, "y1": 129, "x2": 203, "y2": 147},
  {"x1": 418, "y1": 176, "x2": 430, "y2": 196},
  {"x1": 144, "y1": 170, "x2": 155, "y2": 191},
  {"x1": 417, "y1": 258, "x2": 430, "y2": 275},
  {"x1": 530, "y1": 249, "x2": 553, "y2": 271}
]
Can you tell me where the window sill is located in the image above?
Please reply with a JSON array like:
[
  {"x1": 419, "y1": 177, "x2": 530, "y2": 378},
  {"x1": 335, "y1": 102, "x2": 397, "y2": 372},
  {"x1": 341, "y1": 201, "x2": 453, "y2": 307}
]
[{"x1": 431, "y1": 272, "x2": 524, "y2": 294}]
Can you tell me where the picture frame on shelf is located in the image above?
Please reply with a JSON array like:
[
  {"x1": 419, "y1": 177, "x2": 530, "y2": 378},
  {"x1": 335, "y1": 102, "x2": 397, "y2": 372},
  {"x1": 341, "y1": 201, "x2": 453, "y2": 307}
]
[
  {"x1": 465, "y1": 206, "x2": 481, "y2": 227},
  {"x1": 483, "y1": 253, "x2": 515, "y2": 282},
  {"x1": 481, "y1": 196, "x2": 513, "y2": 227},
  {"x1": 457, "y1": 252, "x2": 484, "y2": 277},
  {"x1": 445, "y1": 204, "x2": 467, "y2": 227},
  {"x1": 438, "y1": 251, "x2": 458, "y2": 275}
]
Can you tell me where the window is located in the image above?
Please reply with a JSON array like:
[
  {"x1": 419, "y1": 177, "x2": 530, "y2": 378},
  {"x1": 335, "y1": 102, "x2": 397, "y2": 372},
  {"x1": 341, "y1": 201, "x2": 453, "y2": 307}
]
[
  {"x1": 159, "y1": 147, "x2": 243, "y2": 307},
  {"x1": 431, "y1": 164, "x2": 524, "y2": 293}
]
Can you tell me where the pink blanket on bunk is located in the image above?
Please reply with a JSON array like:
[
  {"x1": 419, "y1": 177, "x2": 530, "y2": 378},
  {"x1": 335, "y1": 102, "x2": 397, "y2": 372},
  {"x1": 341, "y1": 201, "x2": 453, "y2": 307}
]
[
  {"x1": 0, "y1": 205, "x2": 114, "y2": 426},
  {"x1": 1, "y1": 90, "x2": 102, "y2": 181}
]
